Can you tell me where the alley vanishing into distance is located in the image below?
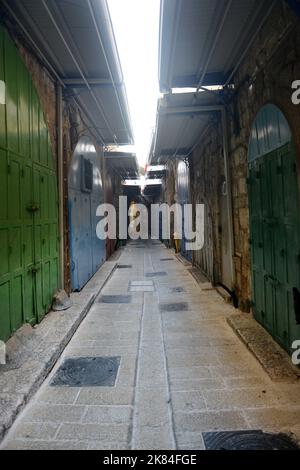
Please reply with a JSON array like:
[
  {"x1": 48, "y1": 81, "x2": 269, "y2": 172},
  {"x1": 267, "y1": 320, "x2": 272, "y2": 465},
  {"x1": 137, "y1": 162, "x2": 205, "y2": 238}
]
[
  {"x1": 1, "y1": 241, "x2": 300, "y2": 450},
  {"x1": 1, "y1": 0, "x2": 300, "y2": 454}
]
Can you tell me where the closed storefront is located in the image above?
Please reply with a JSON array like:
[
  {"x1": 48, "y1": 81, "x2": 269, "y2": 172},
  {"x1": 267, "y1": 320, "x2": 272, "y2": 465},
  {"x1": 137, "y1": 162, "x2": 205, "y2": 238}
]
[
  {"x1": 68, "y1": 136, "x2": 105, "y2": 291},
  {"x1": 0, "y1": 25, "x2": 59, "y2": 341},
  {"x1": 248, "y1": 104, "x2": 300, "y2": 353}
]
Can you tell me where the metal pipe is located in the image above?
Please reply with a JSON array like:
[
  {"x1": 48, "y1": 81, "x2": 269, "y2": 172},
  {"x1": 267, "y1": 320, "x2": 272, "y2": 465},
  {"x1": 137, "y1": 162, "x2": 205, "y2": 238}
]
[
  {"x1": 41, "y1": 0, "x2": 117, "y2": 143},
  {"x1": 197, "y1": 0, "x2": 233, "y2": 90},
  {"x1": 87, "y1": 0, "x2": 132, "y2": 143},
  {"x1": 221, "y1": 107, "x2": 235, "y2": 289},
  {"x1": 181, "y1": 123, "x2": 211, "y2": 159},
  {"x1": 224, "y1": 0, "x2": 276, "y2": 86},
  {"x1": 63, "y1": 78, "x2": 122, "y2": 87},
  {"x1": 73, "y1": 95, "x2": 106, "y2": 145},
  {"x1": 57, "y1": 84, "x2": 64, "y2": 289},
  {"x1": 160, "y1": 104, "x2": 224, "y2": 115}
]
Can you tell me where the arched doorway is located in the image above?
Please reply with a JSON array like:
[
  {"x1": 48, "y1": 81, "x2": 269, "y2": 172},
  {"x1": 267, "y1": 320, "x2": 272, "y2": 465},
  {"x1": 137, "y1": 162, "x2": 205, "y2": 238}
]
[
  {"x1": 0, "y1": 25, "x2": 59, "y2": 341},
  {"x1": 248, "y1": 104, "x2": 300, "y2": 352},
  {"x1": 68, "y1": 137, "x2": 105, "y2": 291}
]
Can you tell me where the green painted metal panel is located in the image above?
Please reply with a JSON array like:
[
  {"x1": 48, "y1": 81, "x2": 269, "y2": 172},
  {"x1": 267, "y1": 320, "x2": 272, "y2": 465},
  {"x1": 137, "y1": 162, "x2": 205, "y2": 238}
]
[
  {"x1": 249, "y1": 105, "x2": 300, "y2": 354},
  {"x1": 0, "y1": 24, "x2": 59, "y2": 341}
]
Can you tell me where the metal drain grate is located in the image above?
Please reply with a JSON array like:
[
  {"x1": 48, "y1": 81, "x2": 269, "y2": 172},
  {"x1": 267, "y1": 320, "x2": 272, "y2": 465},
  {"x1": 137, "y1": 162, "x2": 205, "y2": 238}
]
[
  {"x1": 160, "y1": 302, "x2": 189, "y2": 312},
  {"x1": 145, "y1": 272, "x2": 167, "y2": 278},
  {"x1": 99, "y1": 295, "x2": 131, "y2": 304},
  {"x1": 50, "y1": 357, "x2": 121, "y2": 387},
  {"x1": 160, "y1": 258, "x2": 174, "y2": 262},
  {"x1": 117, "y1": 264, "x2": 132, "y2": 269},
  {"x1": 202, "y1": 431, "x2": 299, "y2": 450},
  {"x1": 170, "y1": 287, "x2": 185, "y2": 293}
]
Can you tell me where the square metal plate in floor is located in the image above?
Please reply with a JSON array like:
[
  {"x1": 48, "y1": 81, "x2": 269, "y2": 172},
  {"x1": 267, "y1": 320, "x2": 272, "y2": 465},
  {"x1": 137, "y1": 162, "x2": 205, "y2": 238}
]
[
  {"x1": 159, "y1": 302, "x2": 189, "y2": 312},
  {"x1": 99, "y1": 295, "x2": 131, "y2": 304},
  {"x1": 50, "y1": 357, "x2": 121, "y2": 387},
  {"x1": 117, "y1": 264, "x2": 132, "y2": 269},
  {"x1": 145, "y1": 272, "x2": 167, "y2": 278},
  {"x1": 202, "y1": 431, "x2": 299, "y2": 450}
]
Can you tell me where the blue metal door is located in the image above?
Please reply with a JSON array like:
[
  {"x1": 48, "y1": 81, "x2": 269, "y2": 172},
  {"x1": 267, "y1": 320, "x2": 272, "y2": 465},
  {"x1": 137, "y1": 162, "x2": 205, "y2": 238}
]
[{"x1": 68, "y1": 137, "x2": 105, "y2": 291}]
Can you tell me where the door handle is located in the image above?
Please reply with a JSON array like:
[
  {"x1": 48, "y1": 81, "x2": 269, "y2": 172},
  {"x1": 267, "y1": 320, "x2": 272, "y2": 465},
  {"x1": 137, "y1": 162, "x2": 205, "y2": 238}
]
[
  {"x1": 29, "y1": 265, "x2": 40, "y2": 274},
  {"x1": 26, "y1": 203, "x2": 40, "y2": 213}
]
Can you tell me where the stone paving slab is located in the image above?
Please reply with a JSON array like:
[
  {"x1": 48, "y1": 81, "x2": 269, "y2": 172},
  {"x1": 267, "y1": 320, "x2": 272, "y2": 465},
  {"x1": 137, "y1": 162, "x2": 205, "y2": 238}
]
[
  {"x1": 1, "y1": 240, "x2": 300, "y2": 450},
  {"x1": 0, "y1": 261, "x2": 117, "y2": 441}
]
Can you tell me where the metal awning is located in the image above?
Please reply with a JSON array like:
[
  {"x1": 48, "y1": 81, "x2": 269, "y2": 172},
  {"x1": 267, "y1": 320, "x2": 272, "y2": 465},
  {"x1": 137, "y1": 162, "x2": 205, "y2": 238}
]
[
  {"x1": 159, "y1": 0, "x2": 275, "y2": 92},
  {"x1": 151, "y1": 91, "x2": 224, "y2": 164},
  {"x1": 1, "y1": 0, "x2": 133, "y2": 145},
  {"x1": 104, "y1": 151, "x2": 139, "y2": 180},
  {"x1": 145, "y1": 165, "x2": 167, "y2": 180}
]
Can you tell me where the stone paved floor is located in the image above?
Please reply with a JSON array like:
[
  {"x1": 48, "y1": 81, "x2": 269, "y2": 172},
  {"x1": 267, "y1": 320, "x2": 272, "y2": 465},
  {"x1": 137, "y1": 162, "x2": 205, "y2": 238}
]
[{"x1": 1, "y1": 241, "x2": 300, "y2": 450}]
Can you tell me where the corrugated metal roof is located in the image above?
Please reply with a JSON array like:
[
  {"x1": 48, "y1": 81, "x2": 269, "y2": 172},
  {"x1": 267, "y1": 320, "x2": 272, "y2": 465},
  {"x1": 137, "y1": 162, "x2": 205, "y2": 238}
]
[
  {"x1": 151, "y1": 91, "x2": 224, "y2": 164},
  {"x1": 159, "y1": 0, "x2": 275, "y2": 92},
  {"x1": 104, "y1": 151, "x2": 139, "y2": 179},
  {"x1": 1, "y1": 0, "x2": 133, "y2": 145}
]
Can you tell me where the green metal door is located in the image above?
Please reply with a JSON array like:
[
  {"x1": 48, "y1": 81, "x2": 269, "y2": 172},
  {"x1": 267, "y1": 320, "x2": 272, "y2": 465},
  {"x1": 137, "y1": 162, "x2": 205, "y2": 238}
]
[
  {"x1": 248, "y1": 104, "x2": 300, "y2": 353},
  {"x1": 0, "y1": 25, "x2": 59, "y2": 341}
]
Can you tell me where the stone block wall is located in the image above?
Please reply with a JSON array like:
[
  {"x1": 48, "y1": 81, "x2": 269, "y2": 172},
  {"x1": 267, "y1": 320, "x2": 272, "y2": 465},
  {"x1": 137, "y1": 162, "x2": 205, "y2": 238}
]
[{"x1": 164, "y1": 2, "x2": 300, "y2": 311}]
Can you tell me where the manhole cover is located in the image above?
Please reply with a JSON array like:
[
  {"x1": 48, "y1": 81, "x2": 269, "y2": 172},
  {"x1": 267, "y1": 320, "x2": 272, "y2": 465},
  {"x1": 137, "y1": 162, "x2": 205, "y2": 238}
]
[
  {"x1": 117, "y1": 264, "x2": 132, "y2": 269},
  {"x1": 160, "y1": 302, "x2": 189, "y2": 312},
  {"x1": 145, "y1": 272, "x2": 167, "y2": 278},
  {"x1": 170, "y1": 287, "x2": 185, "y2": 293},
  {"x1": 202, "y1": 431, "x2": 299, "y2": 450},
  {"x1": 99, "y1": 295, "x2": 131, "y2": 304},
  {"x1": 50, "y1": 357, "x2": 120, "y2": 387},
  {"x1": 160, "y1": 258, "x2": 174, "y2": 262}
]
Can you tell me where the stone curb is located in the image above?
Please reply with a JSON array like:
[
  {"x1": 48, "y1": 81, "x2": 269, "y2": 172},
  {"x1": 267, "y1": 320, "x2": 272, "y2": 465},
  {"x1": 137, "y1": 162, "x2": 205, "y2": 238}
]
[
  {"x1": 227, "y1": 313, "x2": 300, "y2": 383},
  {"x1": 0, "y1": 261, "x2": 117, "y2": 442}
]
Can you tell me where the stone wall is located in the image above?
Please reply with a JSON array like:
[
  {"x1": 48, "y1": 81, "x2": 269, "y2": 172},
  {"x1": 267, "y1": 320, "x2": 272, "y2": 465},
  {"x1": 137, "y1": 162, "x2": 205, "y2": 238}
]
[
  {"x1": 227, "y1": 1, "x2": 300, "y2": 309},
  {"x1": 191, "y1": 122, "x2": 223, "y2": 284},
  {"x1": 163, "y1": 2, "x2": 300, "y2": 311}
]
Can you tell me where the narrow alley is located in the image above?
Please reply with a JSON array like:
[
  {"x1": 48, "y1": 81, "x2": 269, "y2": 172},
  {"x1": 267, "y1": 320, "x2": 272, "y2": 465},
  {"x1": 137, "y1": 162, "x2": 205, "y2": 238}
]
[
  {"x1": 1, "y1": 0, "x2": 300, "y2": 455},
  {"x1": 1, "y1": 241, "x2": 300, "y2": 450}
]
